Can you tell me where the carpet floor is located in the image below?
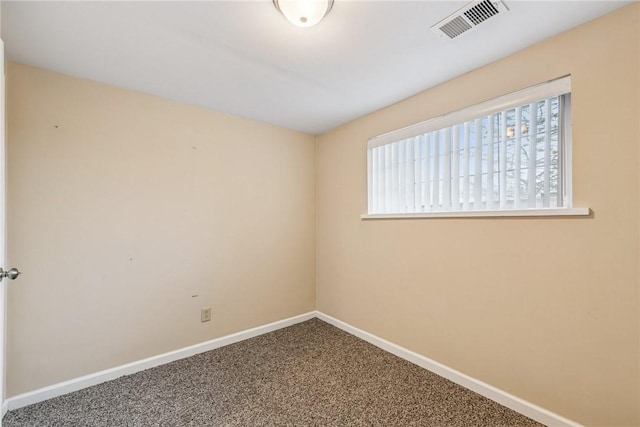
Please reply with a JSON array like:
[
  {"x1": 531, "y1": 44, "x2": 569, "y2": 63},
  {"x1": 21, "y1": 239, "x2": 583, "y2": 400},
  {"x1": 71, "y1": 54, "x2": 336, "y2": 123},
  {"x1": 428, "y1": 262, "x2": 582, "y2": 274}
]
[{"x1": 3, "y1": 319, "x2": 542, "y2": 426}]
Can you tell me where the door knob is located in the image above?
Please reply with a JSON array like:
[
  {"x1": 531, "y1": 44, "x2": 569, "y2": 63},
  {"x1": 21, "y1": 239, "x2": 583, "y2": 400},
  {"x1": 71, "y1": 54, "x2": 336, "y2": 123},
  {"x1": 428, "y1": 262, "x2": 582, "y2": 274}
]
[{"x1": 0, "y1": 267, "x2": 21, "y2": 281}]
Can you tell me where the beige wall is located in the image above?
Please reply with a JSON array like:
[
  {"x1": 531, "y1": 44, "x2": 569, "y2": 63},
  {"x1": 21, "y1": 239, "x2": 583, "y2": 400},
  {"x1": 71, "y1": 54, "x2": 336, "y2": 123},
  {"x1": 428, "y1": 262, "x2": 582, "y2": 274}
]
[
  {"x1": 6, "y1": 62, "x2": 316, "y2": 396},
  {"x1": 316, "y1": 5, "x2": 639, "y2": 427}
]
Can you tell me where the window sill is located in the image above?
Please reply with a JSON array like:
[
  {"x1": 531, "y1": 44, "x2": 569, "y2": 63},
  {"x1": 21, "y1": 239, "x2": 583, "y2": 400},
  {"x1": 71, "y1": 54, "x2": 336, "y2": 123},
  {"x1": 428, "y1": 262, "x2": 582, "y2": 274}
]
[{"x1": 361, "y1": 207, "x2": 591, "y2": 219}]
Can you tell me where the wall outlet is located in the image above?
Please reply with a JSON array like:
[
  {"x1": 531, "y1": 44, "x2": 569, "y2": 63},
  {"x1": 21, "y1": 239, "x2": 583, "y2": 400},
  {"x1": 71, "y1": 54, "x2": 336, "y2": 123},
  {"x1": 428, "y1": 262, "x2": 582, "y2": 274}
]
[{"x1": 201, "y1": 307, "x2": 212, "y2": 323}]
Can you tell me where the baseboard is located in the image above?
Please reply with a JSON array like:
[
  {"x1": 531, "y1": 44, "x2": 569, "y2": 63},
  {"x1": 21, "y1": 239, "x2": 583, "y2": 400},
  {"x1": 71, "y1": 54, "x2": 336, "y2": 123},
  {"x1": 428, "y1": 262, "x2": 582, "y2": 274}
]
[
  {"x1": 5, "y1": 311, "x2": 316, "y2": 412},
  {"x1": 316, "y1": 311, "x2": 582, "y2": 427},
  {"x1": 5, "y1": 310, "x2": 583, "y2": 427}
]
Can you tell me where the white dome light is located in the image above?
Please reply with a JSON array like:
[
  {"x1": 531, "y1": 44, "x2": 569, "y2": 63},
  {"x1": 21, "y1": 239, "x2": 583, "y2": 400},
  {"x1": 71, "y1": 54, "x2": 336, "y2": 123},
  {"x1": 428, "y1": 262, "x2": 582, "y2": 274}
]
[{"x1": 273, "y1": 0, "x2": 334, "y2": 28}]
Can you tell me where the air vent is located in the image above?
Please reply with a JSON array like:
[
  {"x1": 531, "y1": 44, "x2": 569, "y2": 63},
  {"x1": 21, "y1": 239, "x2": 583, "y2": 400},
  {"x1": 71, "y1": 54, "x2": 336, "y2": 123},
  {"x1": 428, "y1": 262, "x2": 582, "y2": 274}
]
[
  {"x1": 440, "y1": 16, "x2": 473, "y2": 39},
  {"x1": 464, "y1": 0, "x2": 500, "y2": 25},
  {"x1": 431, "y1": 0, "x2": 508, "y2": 40}
]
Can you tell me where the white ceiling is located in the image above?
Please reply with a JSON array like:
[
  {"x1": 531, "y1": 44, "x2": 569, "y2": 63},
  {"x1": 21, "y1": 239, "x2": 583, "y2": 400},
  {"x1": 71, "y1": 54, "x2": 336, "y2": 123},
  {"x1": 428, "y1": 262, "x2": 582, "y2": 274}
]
[{"x1": 2, "y1": 1, "x2": 633, "y2": 134}]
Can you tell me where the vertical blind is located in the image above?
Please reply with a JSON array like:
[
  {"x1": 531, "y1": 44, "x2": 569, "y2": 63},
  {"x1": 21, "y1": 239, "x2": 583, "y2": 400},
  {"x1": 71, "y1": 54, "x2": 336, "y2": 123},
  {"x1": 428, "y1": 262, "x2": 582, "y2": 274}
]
[{"x1": 367, "y1": 81, "x2": 571, "y2": 215}]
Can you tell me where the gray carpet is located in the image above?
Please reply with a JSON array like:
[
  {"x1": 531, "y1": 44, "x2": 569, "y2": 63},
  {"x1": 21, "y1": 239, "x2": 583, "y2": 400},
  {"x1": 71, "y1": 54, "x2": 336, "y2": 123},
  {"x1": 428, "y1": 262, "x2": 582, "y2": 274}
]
[{"x1": 3, "y1": 319, "x2": 542, "y2": 426}]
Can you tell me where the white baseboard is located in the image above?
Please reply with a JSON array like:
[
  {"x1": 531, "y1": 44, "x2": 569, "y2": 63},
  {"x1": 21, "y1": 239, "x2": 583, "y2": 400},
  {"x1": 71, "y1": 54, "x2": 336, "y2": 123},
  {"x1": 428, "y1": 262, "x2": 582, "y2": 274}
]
[
  {"x1": 4, "y1": 311, "x2": 316, "y2": 412},
  {"x1": 4, "y1": 310, "x2": 583, "y2": 427},
  {"x1": 316, "y1": 311, "x2": 582, "y2": 427}
]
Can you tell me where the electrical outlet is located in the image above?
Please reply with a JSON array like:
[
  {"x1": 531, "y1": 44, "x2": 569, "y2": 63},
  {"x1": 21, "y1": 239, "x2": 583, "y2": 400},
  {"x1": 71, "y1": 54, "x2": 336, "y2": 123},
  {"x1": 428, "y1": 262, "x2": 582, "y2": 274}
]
[{"x1": 201, "y1": 307, "x2": 212, "y2": 323}]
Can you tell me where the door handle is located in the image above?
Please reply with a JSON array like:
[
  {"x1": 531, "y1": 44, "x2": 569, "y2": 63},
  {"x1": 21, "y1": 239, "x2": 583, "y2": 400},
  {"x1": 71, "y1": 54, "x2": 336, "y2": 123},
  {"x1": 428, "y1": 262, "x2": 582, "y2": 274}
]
[{"x1": 0, "y1": 268, "x2": 21, "y2": 281}]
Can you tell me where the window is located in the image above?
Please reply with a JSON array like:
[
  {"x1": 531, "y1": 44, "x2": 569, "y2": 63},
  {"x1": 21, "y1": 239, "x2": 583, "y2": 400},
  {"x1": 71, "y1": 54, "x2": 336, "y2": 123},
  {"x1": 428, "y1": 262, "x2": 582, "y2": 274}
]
[{"x1": 365, "y1": 76, "x2": 588, "y2": 218}]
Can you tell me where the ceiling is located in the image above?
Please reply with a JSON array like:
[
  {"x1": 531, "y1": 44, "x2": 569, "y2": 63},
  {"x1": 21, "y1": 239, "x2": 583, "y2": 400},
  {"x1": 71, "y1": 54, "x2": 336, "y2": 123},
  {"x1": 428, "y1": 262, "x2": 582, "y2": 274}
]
[{"x1": 2, "y1": 1, "x2": 633, "y2": 135}]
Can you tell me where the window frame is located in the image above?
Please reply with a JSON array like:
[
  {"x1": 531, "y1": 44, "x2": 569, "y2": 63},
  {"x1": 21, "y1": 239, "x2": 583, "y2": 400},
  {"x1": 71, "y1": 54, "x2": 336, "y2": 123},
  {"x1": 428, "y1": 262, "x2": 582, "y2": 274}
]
[{"x1": 362, "y1": 76, "x2": 590, "y2": 219}]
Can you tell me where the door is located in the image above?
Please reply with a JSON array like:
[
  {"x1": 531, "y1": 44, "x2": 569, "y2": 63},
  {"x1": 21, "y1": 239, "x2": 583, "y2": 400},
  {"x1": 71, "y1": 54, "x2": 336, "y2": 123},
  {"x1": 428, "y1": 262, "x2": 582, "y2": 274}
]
[
  {"x1": 0, "y1": 37, "x2": 6, "y2": 425},
  {"x1": 0, "y1": 37, "x2": 6, "y2": 424},
  {"x1": 0, "y1": 38, "x2": 20, "y2": 425}
]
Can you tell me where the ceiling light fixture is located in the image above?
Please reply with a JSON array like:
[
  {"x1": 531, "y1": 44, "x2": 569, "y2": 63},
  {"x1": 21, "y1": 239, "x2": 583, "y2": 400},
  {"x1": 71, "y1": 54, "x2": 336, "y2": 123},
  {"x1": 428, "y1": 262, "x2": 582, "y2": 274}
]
[{"x1": 273, "y1": 0, "x2": 334, "y2": 28}]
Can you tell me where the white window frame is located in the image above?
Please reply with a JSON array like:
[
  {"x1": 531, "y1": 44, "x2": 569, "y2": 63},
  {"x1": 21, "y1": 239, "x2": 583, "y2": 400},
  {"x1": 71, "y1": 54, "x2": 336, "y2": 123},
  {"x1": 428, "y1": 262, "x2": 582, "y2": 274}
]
[{"x1": 362, "y1": 76, "x2": 590, "y2": 219}]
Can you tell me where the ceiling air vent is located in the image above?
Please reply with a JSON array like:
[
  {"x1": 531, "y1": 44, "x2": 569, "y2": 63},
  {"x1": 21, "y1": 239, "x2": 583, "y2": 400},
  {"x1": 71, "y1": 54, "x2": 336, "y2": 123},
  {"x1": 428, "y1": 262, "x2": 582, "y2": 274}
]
[{"x1": 431, "y1": 0, "x2": 509, "y2": 40}]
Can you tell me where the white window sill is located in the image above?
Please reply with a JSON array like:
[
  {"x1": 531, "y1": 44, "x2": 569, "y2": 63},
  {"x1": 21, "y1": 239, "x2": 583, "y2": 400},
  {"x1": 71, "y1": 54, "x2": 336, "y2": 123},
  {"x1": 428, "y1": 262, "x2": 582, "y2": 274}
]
[{"x1": 361, "y1": 207, "x2": 591, "y2": 219}]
